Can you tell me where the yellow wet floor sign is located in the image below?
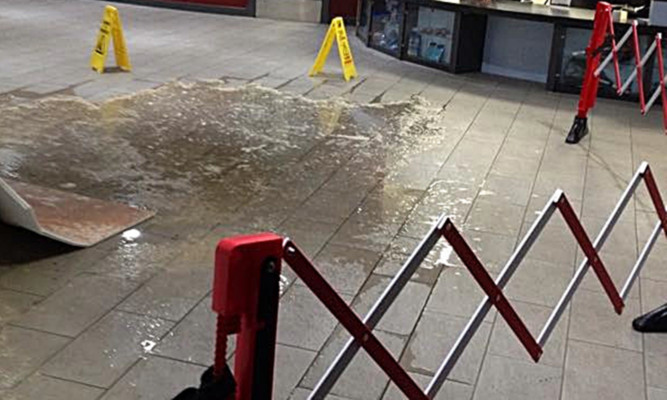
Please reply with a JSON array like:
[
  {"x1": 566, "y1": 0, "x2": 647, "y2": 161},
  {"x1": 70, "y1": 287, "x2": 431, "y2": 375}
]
[
  {"x1": 90, "y1": 5, "x2": 131, "y2": 73},
  {"x1": 309, "y1": 17, "x2": 358, "y2": 82}
]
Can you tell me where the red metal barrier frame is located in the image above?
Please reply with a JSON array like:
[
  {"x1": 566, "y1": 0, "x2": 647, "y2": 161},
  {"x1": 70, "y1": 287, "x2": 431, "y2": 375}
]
[
  {"x1": 440, "y1": 221, "x2": 544, "y2": 362},
  {"x1": 643, "y1": 165, "x2": 667, "y2": 236},
  {"x1": 282, "y1": 240, "x2": 429, "y2": 400},
  {"x1": 631, "y1": 22, "x2": 647, "y2": 113},
  {"x1": 656, "y1": 35, "x2": 667, "y2": 134},
  {"x1": 555, "y1": 195, "x2": 624, "y2": 314}
]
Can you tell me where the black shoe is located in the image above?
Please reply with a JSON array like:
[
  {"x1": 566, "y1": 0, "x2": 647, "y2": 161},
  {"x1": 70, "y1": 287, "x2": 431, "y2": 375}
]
[{"x1": 566, "y1": 116, "x2": 588, "y2": 144}]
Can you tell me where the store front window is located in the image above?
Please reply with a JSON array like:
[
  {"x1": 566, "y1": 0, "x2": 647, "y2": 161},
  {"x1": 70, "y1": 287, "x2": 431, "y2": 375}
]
[
  {"x1": 404, "y1": 5, "x2": 455, "y2": 67},
  {"x1": 369, "y1": 0, "x2": 402, "y2": 55}
]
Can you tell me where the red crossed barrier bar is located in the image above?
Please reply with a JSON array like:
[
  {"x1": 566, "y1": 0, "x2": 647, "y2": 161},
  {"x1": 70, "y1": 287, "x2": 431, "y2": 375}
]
[
  {"x1": 206, "y1": 161, "x2": 667, "y2": 400},
  {"x1": 567, "y1": 2, "x2": 667, "y2": 144}
]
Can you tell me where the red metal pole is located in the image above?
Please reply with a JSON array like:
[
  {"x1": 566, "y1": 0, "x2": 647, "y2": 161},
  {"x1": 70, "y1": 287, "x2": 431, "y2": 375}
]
[
  {"x1": 656, "y1": 35, "x2": 667, "y2": 134},
  {"x1": 608, "y1": 20, "x2": 623, "y2": 94},
  {"x1": 440, "y1": 221, "x2": 543, "y2": 362},
  {"x1": 642, "y1": 166, "x2": 667, "y2": 237},
  {"x1": 213, "y1": 233, "x2": 284, "y2": 400},
  {"x1": 567, "y1": 2, "x2": 613, "y2": 144},
  {"x1": 282, "y1": 240, "x2": 429, "y2": 400},
  {"x1": 555, "y1": 195, "x2": 624, "y2": 314},
  {"x1": 631, "y1": 23, "x2": 647, "y2": 113}
]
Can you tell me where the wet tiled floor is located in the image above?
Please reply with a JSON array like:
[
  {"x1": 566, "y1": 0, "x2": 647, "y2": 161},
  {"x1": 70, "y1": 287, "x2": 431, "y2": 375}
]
[{"x1": 1, "y1": 1, "x2": 667, "y2": 399}]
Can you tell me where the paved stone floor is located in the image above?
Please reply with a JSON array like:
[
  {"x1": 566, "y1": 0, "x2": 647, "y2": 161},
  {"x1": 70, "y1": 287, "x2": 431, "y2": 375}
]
[{"x1": 1, "y1": 1, "x2": 667, "y2": 399}]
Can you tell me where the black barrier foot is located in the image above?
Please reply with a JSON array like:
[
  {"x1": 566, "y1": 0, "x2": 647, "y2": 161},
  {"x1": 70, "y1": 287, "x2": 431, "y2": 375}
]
[
  {"x1": 633, "y1": 303, "x2": 667, "y2": 333},
  {"x1": 566, "y1": 116, "x2": 588, "y2": 144},
  {"x1": 172, "y1": 365, "x2": 236, "y2": 400}
]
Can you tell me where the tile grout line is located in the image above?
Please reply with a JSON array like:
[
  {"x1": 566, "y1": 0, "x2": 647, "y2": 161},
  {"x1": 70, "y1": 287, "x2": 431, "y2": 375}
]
[
  {"x1": 557, "y1": 94, "x2": 593, "y2": 400},
  {"x1": 465, "y1": 83, "x2": 539, "y2": 400},
  {"x1": 374, "y1": 79, "x2": 504, "y2": 399}
]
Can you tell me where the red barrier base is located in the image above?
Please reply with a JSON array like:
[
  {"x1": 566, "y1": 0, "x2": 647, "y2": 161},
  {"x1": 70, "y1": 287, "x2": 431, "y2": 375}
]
[{"x1": 567, "y1": 116, "x2": 589, "y2": 144}]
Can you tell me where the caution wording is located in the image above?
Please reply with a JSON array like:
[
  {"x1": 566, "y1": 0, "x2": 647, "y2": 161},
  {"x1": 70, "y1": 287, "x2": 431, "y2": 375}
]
[
  {"x1": 309, "y1": 17, "x2": 358, "y2": 82},
  {"x1": 90, "y1": 6, "x2": 131, "y2": 73}
]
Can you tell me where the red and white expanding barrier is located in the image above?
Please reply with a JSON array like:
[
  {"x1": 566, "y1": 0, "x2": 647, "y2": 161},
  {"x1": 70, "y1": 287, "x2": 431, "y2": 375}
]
[
  {"x1": 174, "y1": 162, "x2": 667, "y2": 400},
  {"x1": 568, "y1": 2, "x2": 667, "y2": 143}
]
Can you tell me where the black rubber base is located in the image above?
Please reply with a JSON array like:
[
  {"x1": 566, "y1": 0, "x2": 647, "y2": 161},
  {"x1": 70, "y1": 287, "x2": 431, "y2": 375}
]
[
  {"x1": 173, "y1": 365, "x2": 236, "y2": 400},
  {"x1": 633, "y1": 303, "x2": 667, "y2": 333},
  {"x1": 566, "y1": 116, "x2": 588, "y2": 144}
]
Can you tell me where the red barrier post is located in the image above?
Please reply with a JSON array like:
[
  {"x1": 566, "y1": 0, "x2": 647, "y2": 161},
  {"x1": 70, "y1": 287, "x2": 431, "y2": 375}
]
[
  {"x1": 213, "y1": 233, "x2": 284, "y2": 400},
  {"x1": 567, "y1": 2, "x2": 613, "y2": 144},
  {"x1": 656, "y1": 35, "x2": 667, "y2": 134}
]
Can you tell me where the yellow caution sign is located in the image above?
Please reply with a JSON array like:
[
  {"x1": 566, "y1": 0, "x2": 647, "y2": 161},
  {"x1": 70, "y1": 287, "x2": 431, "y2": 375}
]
[
  {"x1": 309, "y1": 17, "x2": 358, "y2": 82},
  {"x1": 90, "y1": 6, "x2": 131, "y2": 74}
]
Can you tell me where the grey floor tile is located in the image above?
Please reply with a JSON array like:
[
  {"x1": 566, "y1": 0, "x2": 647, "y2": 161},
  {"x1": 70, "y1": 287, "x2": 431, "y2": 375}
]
[
  {"x1": 473, "y1": 354, "x2": 562, "y2": 400},
  {"x1": 581, "y1": 215, "x2": 637, "y2": 258},
  {"x1": 352, "y1": 274, "x2": 431, "y2": 336},
  {"x1": 578, "y1": 251, "x2": 639, "y2": 298},
  {"x1": 41, "y1": 311, "x2": 173, "y2": 388},
  {"x1": 277, "y1": 284, "x2": 352, "y2": 351},
  {"x1": 0, "y1": 325, "x2": 70, "y2": 389},
  {"x1": 649, "y1": 387, "x2": 667, "y2": 400},
  {"x1": 532, "y1": 171, "x2": 585, "y2": 201},
  {"x1": 100, "y1": 356, "x2": 204, "y2": 400},
  {"x1": 402, "y1": 311, "x2": 491, "y2": 385},
  {"x1": 0, "y1": 248, "x2": 105, "y2": 297},
  {"x1": 297, "y1": 243, "x2": 382, "y2": 296},
  {"x1": 641, "y1": 279, "x2": 667, "y2": 390},
  {"x1": 117, "y1": 266, "x2": 212, "y2": 321},
  {"x1": 488, "y1": 300, "x2": 568, "y2": 367},
  {"x1": 0, "y1": 289, "x2": 41, "y2": 326},
  {"x1": 426, "y1": 267, "x2": 495, "y2": 323},
  {"x1": 4, "y1": 374, "x2": 103, "y2": 400},
  {"x1": 274, "y1": 344, "x2": 317, "y2": 400},
  {"x1": 302, "y1": 328, "x2": 407, "y2": 399},
  {"x1": 562, "y1": 340, "x2": 645, "y2": 400},
  {"x1": 12, "y1": 274, "x2": 139, "y2": 337},
  {"x1": 464, "y1": 200, "x2": 525, "y2": 238},
  {"x1": 450, "y1": 229, "x2": 518, "y2": 272},
  {"x1": 645, "y1": 332, "x2": 667, "y2": 391},
  {"x1": 372, "y1": 237, "x2": 446, "y2": 286},
  {"x1": 478, "y1": 174, "x2": 533, "y2": 207},
  {"x1": 278, "y1": 218, "x2": 341, "y2": 257},
  {"x1": 154, "y1": 296, "x2": 230, "y2": 366},
  {"x1": 382, "y1": 372, "x2": 473, "y2": 400},
  {"x1": 569, "y1": 288, "x2": 642, "y2": 352},
  {"x1": 290, "y1": 188, "x2": 368, "y2": 225},
  {"x1": 290, "y1": 387, "x2": 350, "y2": 399},
  {"x1": 504, "y1": 258, "x2": 573, "y2": 308},
  {"x1": 519, "y1": 213, "x2": 578, "y2": 267}
]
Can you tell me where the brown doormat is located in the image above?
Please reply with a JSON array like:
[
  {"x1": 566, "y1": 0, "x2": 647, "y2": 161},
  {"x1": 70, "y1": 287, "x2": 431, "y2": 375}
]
[{"x1": 0, "y1": 178, "x2": 154, "y2": 247}]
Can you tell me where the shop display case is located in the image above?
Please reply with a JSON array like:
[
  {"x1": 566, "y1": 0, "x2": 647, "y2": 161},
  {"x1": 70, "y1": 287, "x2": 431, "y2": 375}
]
[
  {"x1": 403, "y1": 6, "x2": 455, "y2": 67},
  {"x1": 358, "y1": 0, "x2": 665, "y2": 102},
  {"x1": 369, "y1": 0, "x2": 403, "y2": 55},
  {"x1": 550, "y1": 25, "x2": 651, "y2": 99},
  {"x1": 357, "y1": 0, "x2": 372, "y2": 43}
]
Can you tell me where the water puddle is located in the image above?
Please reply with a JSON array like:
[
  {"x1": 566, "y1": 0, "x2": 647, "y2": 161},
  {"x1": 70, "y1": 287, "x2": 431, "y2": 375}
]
[{"x1": 0, "y1": 82, "x2": 444, "y2": 220}]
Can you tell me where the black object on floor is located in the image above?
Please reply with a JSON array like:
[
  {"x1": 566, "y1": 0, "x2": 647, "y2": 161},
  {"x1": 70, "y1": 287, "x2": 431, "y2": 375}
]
[
  {"x1": 172, "y1": 365, "x2": 236, "y2": 400},
  {"x1": 633, "y1": 303, "x2": 667, "y2": 333},
  {"x1": 566, "y1": 116, "x2": 588, "y2": 144}
]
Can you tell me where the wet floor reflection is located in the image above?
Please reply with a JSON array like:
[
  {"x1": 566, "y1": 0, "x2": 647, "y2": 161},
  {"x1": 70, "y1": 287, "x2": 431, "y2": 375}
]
[
  {"x1": 0, "y1": 81, "x2": 447, "y2": 224},
  {"x1": 2, "y1": 83, "x2": 414, "y2": 207}
]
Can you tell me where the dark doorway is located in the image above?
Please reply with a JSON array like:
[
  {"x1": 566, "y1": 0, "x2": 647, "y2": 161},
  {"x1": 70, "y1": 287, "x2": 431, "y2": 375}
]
[{"x1": 325, "y1": 0, "x2": 358, "y2": 23}]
